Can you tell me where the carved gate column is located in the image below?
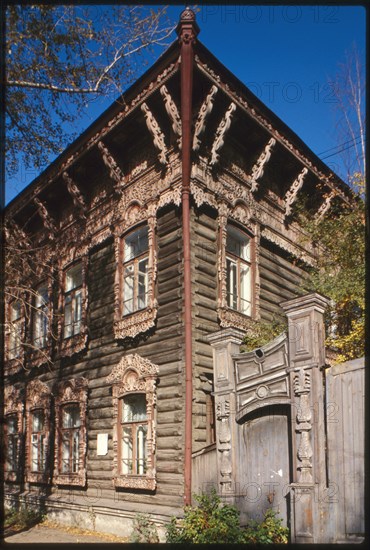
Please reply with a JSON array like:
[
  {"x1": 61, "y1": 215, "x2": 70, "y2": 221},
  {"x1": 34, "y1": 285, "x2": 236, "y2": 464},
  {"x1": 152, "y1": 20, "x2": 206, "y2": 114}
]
[
  {"x1": 208, "y1": 328, "x2": 244, "y2": 505},
  {"x1": 280, "y1": 293, "x2": 330, "y2": 543}
]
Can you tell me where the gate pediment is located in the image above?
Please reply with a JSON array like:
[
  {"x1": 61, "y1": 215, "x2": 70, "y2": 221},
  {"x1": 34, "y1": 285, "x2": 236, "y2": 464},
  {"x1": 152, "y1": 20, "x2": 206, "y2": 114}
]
[{"x1": 232, "y1": 332, "x2": 290, "y2": 421}]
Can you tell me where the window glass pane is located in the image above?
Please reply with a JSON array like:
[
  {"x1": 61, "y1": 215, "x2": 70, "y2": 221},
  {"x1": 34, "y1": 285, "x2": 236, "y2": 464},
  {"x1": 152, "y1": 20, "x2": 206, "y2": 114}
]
[
  {"x1": 65, "y1": 264, "x2": 82, "y2": 292},
  {"x1": 138, "y1": 257, "x2": 148, "y2": 310},
  {"x1": 32, "y1": 410, "x2": 44, "y2": 432},
  {"x1": 122, "y1": 394, "x2": 147, "y2": 423},
  {"x1": 11, "y1": 301, "x2": 22, "y2": 321},
  {"x1": 226, "y1": 225, "x2": 250, "y2": 261},
  {"x1": 35, "y1": 284, "x2": 48, "y2": 308},
  {"x1": 124, "y1": 226, "x2": 149, "y2": 262},
  {"x1": 31, "y1": 434, "x2": 39, "y2": 471},
  {"x1": 240, "y1": 263, "x2": 251, "y2": 315},
  {"x1": 72, "y1": 431, "x2": 79, "y2": 472},
  {"x1": 136, "y1": 425, "x2": 147, "y2": 475},
  {"x1": 73, "y1": 289, "x2": 82, "y2": 334},
  {"x1": 64, "y1": 299, "x2": 72, "y2": 338},
  {"x1": 123, "y1": 265, "x2": 135, "y2": 315},
  {"x1": 61, "y1": 435, "x2": 70, "y2": 473},
  {"x1": 121, "y1": 426, "x2": 133, "y2": 474},
  {"x1": 62, "y1": 404, "x2": 81, "y2": 428},
  {"x1": 7, "y1": 415, "x2": 18, "y2": 434},
  {"x1": 226, "y1": 258, "x2": 237, "y2": 310}
]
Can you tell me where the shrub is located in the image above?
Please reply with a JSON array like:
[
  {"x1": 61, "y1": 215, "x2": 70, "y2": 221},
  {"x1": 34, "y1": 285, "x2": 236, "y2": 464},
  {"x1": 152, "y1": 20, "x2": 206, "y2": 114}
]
[
  {"x1": 166, "y1": 490, "x2": 245, "y2": 544},
  {"x1": 243, "y1": 508, "x2": 289, "y2": 544},
  {"x1": 130, "y1": 512, "x2": 159, "y2": 543}
]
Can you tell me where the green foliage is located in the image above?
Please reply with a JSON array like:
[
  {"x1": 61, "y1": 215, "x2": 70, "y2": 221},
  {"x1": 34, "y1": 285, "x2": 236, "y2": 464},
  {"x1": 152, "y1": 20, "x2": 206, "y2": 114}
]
[
  {"x1": 241, "y1": 317, "x2": 287, "y2": 352},
  {"x1": 166, "y1": 490, "x2": 289, "y2": 544},
  {"x1": 244, "y1": 509, "x2": 289, "y2": 544},
  {"x1": 298, "y1": 174, "x2": 365, "y2": 362},
  {"x1": 166, "y1": 490, "x2": 245, "y2": 544},
  {"x1": 4, "y1": 505, "x2": 44, "y2": 530},
  {"x1": 130, "y1": 513, "x2": 159, "y2": 543}
]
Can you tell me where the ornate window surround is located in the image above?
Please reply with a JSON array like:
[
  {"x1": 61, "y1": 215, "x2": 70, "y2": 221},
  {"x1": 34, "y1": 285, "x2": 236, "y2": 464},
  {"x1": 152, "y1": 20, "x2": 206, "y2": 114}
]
[
  {"x1": 4, "y1": 386, "x2": 24, "y2": 482},
  {"x1": 53, "y1": 377, "x2": 88, "y2": 486},
  {"x1": 106, "y1": 354, "x2": 159, "y2": 491},
  {"x1": 217, "y1": 203, "x2": 261, "y2": 331},
  {"x1": 25, "y1": 379, "x2": 51, "y2": 484},
  {"x1": 28, "y1": 277, "x2": 53, "y2": 368},
  {"x1": 5, "y1": 299, "x2": 25, "y2": 371},
  {"x1": 58, "y1": 253, "x2": 88, "y2": 357},
  {"x1": 113, "y1": 204, "x2": 158, "y2": 340}
]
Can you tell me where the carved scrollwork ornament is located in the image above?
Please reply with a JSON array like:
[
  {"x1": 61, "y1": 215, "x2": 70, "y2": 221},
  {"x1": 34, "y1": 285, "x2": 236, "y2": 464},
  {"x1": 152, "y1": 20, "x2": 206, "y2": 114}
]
[
  {"x1": 284, "y1": 167, "x2": 308, "y2": 216},
  {"x1": 141, "y1": 102, "x2": 168, "y2": 165},
  {"x1": 193, "y1": 85, "x2": 218, "y2": 151},
  {"x1": 250, "y1": 138, "x2": 276, "y2": 192},
  {"x1": 97, "y1": 141, "x2": 125, "y2": 192},
  {"x1": 34, "y1": 197, "x2": 57, "y2": 237},
  {"x1": 294, "y1": 368, "x2": 313, "y2": 483},
  {"x1": 210, "y1": 103, "x2": 237, "y2": 166},
  {"x1": 62, "y1": 171, "x2": 87, "y2": 216},
  {"x1": 160, "y1": 85, "x2": 182, "y2": 148}
]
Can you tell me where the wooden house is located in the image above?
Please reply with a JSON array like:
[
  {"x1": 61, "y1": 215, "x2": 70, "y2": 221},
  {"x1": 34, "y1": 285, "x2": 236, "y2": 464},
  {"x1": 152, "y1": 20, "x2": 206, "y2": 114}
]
[{"x1": 3, "y1": 8, "x2": 351, "y2": 539}]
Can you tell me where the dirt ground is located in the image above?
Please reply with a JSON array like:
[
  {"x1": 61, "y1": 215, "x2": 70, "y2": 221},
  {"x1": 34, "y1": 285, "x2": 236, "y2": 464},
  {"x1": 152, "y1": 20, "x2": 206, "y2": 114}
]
[{"x1": 3, "y1": 519, "x2": 130, "y2": 544}]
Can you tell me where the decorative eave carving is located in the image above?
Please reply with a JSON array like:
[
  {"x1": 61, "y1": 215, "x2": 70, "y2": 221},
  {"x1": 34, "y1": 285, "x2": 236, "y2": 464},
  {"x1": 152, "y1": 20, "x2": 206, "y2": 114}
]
[
  {"x1": 107, "y1": 354, "x2": 158, "y2": 491},
  {"x1": 97, "y1": 140, "x2": 125, "y2": 193},
  {"x1": 62, "y1": 171, "x2": 87, "y2": 215},
  {"x1": 315, "y1": 190, "x2": 335, "y2": 221},
  {"x1": 284, "y1": 167, "x2": 308, "y2": 216},
  {"x1": 160, "y1": 84, "x2": 182, "y2": 147},
  {"x1": 250, "y1": 138, "x2": 276, "y2": 192},
  {"x1": 25, "y1": 380, "x2": 51, "y2": 484},
  {"x1": 209, "y1": 102, "x2": 236, "y2": 166},
  {"x1": 53, "y1": 377, "x2": 88, "y2": 487},
  {"x1": 193, "y1": 84, "x2": 218, "y2": 151},
  {"x1": 33, "y1": 197, "x2": 57, "y2": 237},
  {"x1": 141, "y1": 102, "x2": 168, "y2": 165},
  {"x1": 261, "y1": 228, "x2": 315, "y2": 267}
]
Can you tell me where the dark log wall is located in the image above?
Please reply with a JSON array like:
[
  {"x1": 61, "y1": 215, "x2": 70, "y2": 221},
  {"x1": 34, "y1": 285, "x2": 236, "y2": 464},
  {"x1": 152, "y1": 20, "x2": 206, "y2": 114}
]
[{"x1": 5, "y1": 204, "x2": 186, "y2": 513}]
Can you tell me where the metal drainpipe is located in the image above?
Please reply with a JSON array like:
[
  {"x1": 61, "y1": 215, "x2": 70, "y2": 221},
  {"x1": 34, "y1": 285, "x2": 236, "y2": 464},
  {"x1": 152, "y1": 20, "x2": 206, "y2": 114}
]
[{"x1": 176, "y1": 8, "x2": 199, "y2": 507}]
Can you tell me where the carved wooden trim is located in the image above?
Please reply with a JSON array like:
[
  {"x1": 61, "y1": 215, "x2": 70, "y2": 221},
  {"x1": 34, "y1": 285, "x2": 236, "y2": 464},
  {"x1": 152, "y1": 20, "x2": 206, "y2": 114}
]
[
  {"x1": 53, "y1": 377, "x2": 88, "y2": 486},
  {"x1": 4, "y1": 386, "x2": 24, "y2": 482},
  {"x1": 25, "y1": 380, "x2": 51, "y2": 484},
  {"x1": 216, "y1": 398, "x2": 233, "y2": 491},
  {"x1": 210, "y1": 102, "x2": 236, "y2": 166},
  {"x1": 57, "y1": 253, "x2": 89, "y2": 357},
  {"x1": 261, "y1": 227, "x2": 315, "y2": 266},
  {"x1": 114, "y1": 211, "x2": 158, "y2": 340},
  {"x1": 160, "y1": 84, "x2": 181, "y2": 147},
  {"x1": 193, "y1": 84, "x2": 218, "y2": 151},
  {"x1": 62, "y1": 171, "x2": 87, "y2": 215},
  {"x1": 97, "y1": 140, "x2": 125, "y2": 193},
  {"x1": 315, "y1": 190, "x2": 335, "y2": 221},
  {"x1": 284, "y1": 167, "x2": 308, "y2": 216},
  {"x1": 293, "y1": 367, "x2": 313, "y2": 483},
  {"x1": 141, "y1": 102, "x2": 168, "y2": 165},
  {"x1": 106, "y1": 354, "x2": 159, "y2": 491},
  {"x1": 33, "y1": 197, "x2": 57, "y2": 237},
  {"x1": 250, "y1": 138, "x2": 276, "y2": 192}
]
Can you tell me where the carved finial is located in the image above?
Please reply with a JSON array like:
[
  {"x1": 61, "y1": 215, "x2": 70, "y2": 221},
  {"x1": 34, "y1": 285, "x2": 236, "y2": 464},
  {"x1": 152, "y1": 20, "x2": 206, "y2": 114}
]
[{"x1": 176, "y1": 7, "x2": 200, "y2": 42}]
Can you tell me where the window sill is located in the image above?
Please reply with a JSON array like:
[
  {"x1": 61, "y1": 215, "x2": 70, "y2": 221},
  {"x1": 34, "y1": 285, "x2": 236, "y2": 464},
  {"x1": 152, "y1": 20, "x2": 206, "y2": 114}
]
[
  {"x1": 59, "y1": 331, "x2": 88, "y2": 357},
  {"x1": 113, "y1": 475, "x2": 156, "y2": 491},
  {"x1": 217, "y1": 306, "x2": 255, "y2": 331},
  {"x1": 26, "y1": 472, "x2": 50, "y2": 484},
  {"x1": 53, "y1": 473, "x2": 86, "y2": 487}
]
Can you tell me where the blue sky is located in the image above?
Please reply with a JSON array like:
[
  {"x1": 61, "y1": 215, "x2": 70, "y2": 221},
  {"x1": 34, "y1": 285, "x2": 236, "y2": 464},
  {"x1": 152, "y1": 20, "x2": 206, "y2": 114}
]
[{"x1": 5, "y1": 4, "x2": 366, "y2": 203}]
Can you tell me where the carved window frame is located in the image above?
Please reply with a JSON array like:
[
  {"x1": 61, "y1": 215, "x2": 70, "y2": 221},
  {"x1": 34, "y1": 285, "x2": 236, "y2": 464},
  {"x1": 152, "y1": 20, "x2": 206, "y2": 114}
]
[
  {"x1": 25, "y1": 380, "x2": 51, "y2": 484},
  {"x1": 114, "y1": 211, "x2": 157, "y2": 339},
  {"x1": 106, "y1": 354, "x2": 159, "y2": 491},
  {"x1": 4, "y1": 386, "x2": 24, "y2": 482},
  {"x1": 5, "y1": 299, "x2": 25, "y2": 371},
  {"x1": 217, "y1": 207, "x2": 260, "y2": 331},
  {"x1": 28, "y1": 278, "x2": 53, "y2": 368},
  {"x1": 58, "y1": 256, "x2": 88, "y2": 357},
  {"x1": 53, "y1": 378, "x2": 88, "y2": 486}
]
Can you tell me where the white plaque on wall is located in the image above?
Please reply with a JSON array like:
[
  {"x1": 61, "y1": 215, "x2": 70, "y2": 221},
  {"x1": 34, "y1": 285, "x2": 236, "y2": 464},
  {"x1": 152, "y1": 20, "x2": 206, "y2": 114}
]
[{"x1": 97, "y1": 433, "x2": 108, "y2": 456}]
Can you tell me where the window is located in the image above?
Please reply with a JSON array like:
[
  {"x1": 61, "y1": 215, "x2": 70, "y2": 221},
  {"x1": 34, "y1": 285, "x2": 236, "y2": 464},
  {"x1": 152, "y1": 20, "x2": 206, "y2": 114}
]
[
  {"x1": 60, "y1": 404, "x2": 80, "y2": 474},
  {"x1": 8, "y1": 300, "x2": 22, "y2": 360},
  {"x1": 63, "y1": 263, "x2": 83, "y2": 338},
  {"x1": 25, "y1": 379, "x2": 51, "y2": 483},
  {"x1": 53, "y1": 378, "x2": 88, "y2": 486},
  {"x1": 120, "y1": 394, "x2": 148, "y2": 475},
  {"x1": 33, "y1": 283, "x2": 49, "y2": 348},
  {"x1": 30, "y1": 409, "x2": 46, "y2": 472},
  {"x1": 226, "y1": 225, "x2": 252, "y2": 316},
  {"x1": 122, "y1": 226, "x2": 149, "y2": 316},
  {"x1": 5, "y1": 415, "x2": 19, "y2": 472},
  {"x1": 107, "y1": 353, "x2": 158, "y2": 490},
  {"x1": 4, "y1": 385, "x2": 23, "y2": 482}
]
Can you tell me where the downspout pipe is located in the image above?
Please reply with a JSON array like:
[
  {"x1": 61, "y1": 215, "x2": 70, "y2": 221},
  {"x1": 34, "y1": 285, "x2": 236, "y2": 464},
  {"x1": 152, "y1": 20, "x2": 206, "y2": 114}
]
[{"x1": 176, "y1": 8, "x2": 199, "y2": 507}]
